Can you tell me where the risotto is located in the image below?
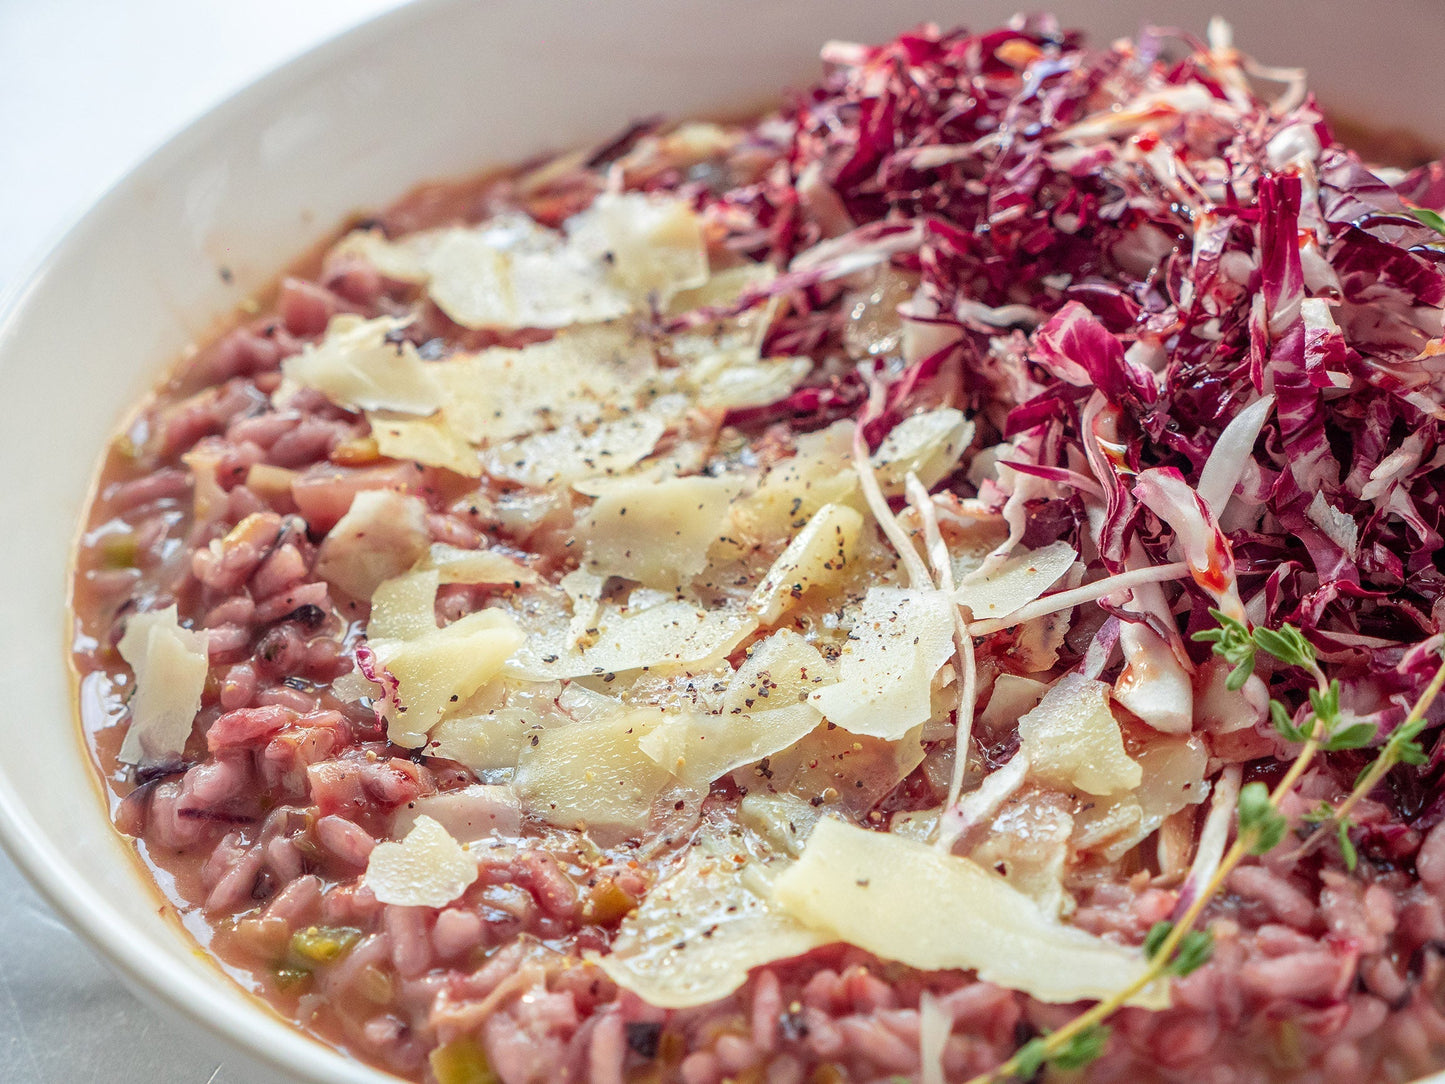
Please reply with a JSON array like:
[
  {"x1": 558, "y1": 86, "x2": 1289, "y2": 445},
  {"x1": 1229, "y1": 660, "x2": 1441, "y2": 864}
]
[{"x1": 70, "y1": 17, "x2": 1445, "y2": 1084}]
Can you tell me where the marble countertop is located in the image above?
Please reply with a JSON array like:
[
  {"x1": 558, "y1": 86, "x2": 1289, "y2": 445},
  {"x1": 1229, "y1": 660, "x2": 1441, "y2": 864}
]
[{"x1": 0, "y1": 3, "x2": 403, "y2": 1080}]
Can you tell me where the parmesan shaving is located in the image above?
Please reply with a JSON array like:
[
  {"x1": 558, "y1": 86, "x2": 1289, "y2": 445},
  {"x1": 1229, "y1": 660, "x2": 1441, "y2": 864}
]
[
  {"x1": 116, "y1": 606, "x2": 210, "y2": 766},
  {"x1": 968, "y1": 789, "x2": 1075, "y2": 918},
  {"x1": 744, "y1": 724, "x2": 927, "y2": 818},
  {"x1": 1306, "y1": 491, "x2": 1360, "y2": 556},
  {"x1": 314, "y1": 490, "x2": 431, "y2": 601},
  {"x1": 368, "y1": 568, "x2": 440, "y2": 641},
  {"x1": 426, "y1": 709, "x2": 537, "y2": 772},
  {"x1": 771, "y1": 818, "x2": 1167, "y2": 1009},
  {"x1": 509, "y1": 599, "x2": 757, "y2": 681},
  {"x1": 363, "y1": 815, "x2": 478, "y2": 908},
  {"x1": 281, "y1": 315, "x2": 444, "y2": 414},
  {"x1": 580, "y1": 473, "x2": 742, "y2": 588},
  {"x1": 598, "y1": 839, "x2": 825, "y2": 1008},
  {"x1": 436, "y1": 324, "x2": 657, "y2": 446},
  {"x1": 723, "y1": 630, "x2": 834, "y2": 715},
  {"x1": 686, "y1": 351, "x2": 813, "y2": 410},
  {"x1": 343, "y1": 194, "x2": 709, "y2": 332},
  {"x1": 567, "y1": 191, "x2": 710, "y2": 304},
  {"x1": 367, "y1": 413, "x2": 481, "y2": 477},
  {"x1": 977, "y1": 673, "x2": 1048, "y2": 732},
  {"x1": 559, "y1": 568, "x2": 606, "y2": 650},
  {"x1": 424, "y1": 226, "x2": 631, "y2": 330},
  {"x1": 373, "y1": 609, "x2": 526, "y2": 745},
  {"x1": 640, "y1": 702, "x2": 823, "y2": 791},
  {"x1": 869, "y1": 407, "x2": 973, "y2": 494},
  {"x1": 514, "y1": 708, "x2": 673, "y2": 834},
  {"x1": 428, "y1": 543, "x2": 539, "y2": 587},
  {"x1": 953, "y1": 541, "x2": 1076, "y2": 621},
  {"x1": 748, "y1": 502, "x2": 864, "y2": 623},
  {"x1": 480, "y1": 415, "x2": 667, "y2": 487},
  {"x1": 808, "y1": 587, "x2": 956, "y2": 739},
  {"x1": 331, "y1": 227, "x2": 438, "y2": 283},
  {"x1": 722, "y1": 421, "x2": 858, "y2": 553},
  {"x1": 1017, "y1": 673, "x2": 1141, "y2": 796}
]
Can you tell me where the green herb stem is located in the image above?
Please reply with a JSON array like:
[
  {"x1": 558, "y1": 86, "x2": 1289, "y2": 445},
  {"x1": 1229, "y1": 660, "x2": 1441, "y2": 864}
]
[
  {"x1": 964, "y1": 729, "x2": 1323, "y2": 1084},
  {"x1": 1296, "y1": 653, "x2": 1445, "y2": 860}
]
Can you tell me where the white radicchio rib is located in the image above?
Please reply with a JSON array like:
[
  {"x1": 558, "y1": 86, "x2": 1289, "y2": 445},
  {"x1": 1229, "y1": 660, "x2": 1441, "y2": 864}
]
[
  {"x1": 1196, "y1": 393, "x2": 1274, "y2": 516},
  {"x1": 1134, "y1": 466, "x2": 1247, "y2": 623}
]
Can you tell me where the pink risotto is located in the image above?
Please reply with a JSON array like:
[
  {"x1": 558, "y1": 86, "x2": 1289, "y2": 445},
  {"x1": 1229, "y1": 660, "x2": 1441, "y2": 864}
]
[{"x1": 71, "y1": 17, "x2": 1445, "y2": 1084}]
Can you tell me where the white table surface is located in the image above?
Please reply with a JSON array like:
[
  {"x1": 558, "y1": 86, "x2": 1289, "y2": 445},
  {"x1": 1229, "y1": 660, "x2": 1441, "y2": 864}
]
[{"x1": 0, "y1": 4, "x2": 405, "y2": 1080}]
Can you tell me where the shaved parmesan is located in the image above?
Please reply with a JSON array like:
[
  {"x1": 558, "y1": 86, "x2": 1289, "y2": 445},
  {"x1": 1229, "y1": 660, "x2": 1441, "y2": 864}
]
[
  {"x1": 723, "y1": 630, "x2": 834, "y2": 715},
  {"x1": 363, "y1": 815, "x2": 477, "y2": 908},
  {"x1": 557, "y1": 681, "x2": 625, "y2": 722},
  {"x1": 514, "y1": 709, "x2": 673, "y2": 834},
  {"x1": 481, "y1": 415, "x2": 666, "y2": 487},
  {"x1": 1306, "y1": 491, "x2": 1360, "y2": 555},
  {"x1": 510, "y1": 599, "x2": 757, "y2": 681},
  {"x1": 281, "y1": 315, "x2": 444, "y2": 414},
  {"x1": 1074, "y1": 735, "x2": 1210, "y2": 861},
  {"x1": 745, "y1": 724, "x2": 927, "y2": 817},
  {"x1": 568, "y1": 191, "x2": 709, "y2": 304},
  {"x1": 870, "y1": 408, "x2": 973, "y2": 493},
  {"x1": 353, "y1": 195, "x2": 707, "y2": 332},
  {"x1": 749, "y1": 502, "x2": 865, "y2": 623},
  {"x1": 640, "y1": 702, "x2": 823, "y2": 790},
  {"x1": 424, "y1": 227, "x2": 631, "y2": 330},
  {"x1": 331, "y1": 227, "x2": 438, "y2": 283},
  {"x1": 116, "y1": 606, "x2": 209, "y2": 766},
  {"x1": 978, "y1": 673, "x2": 1048, "y2": 732},
  {"x1": 809, "y1": 587, "x2": 956, "y2": 739},
  {"x1": 559, "y1": 567, "x2": 606, "y2": 650},
  {"x1": 426, "y1": 708, "x2": 536, "y2": 772},
  {"x1": 723, "y1": 421, "x2": 858, "y2": 553},
  {"x1": 369, "y1": 568, "x2": 440, "y2": 641},
  {"x1": 368, "y1": 413, "x2": 480, "y2": 477},
  {"x1": 1134, "y1": 735, "x2": 1210, "y2": 827},
  {"x1": 581, "y1": 473, "x2": 742, "y2": 588},
  {"x1": 373, "y1": 609, "x2": 526, "y2": 744},
  {"x1": 428, "y1": 543, "x2": 539, "y2": 587},
  {"x1": 598, "y1": 838, "x2": 825, "y2": 1008},
  {"x1": 437, "y1": 324, "x2": 657, "y2": 446},
  {"x1": 968, "y1": 788, "x2": 1074, "y2": 918},
  {"x1": 771, "y1": 818, "x2": 1166, "y2": 1008},
  {"x1": 314, "y1": 490, "x2": 431, "y2": 601},
  {"x1": 668, "y1": 264, "x2": 779, "y2": 367},
  {"x1": 668, "y1": 262, "x2": 775, "y2": 323},
  {"x1": 393, "y1": 784, "x2": 522, "y2": 841},
  {"x1": 687, "y1": 351, "x2": 813, "y2": 410},
  {"x1": 739, "y1": 792, "x2": 826, "y2": 856},
  {"x1": 1017, "y1": 673, "x2": 1141, "y2": 796},
  {"x1": 954, "y1": 541, "x2": 1076, "y2": 622}
]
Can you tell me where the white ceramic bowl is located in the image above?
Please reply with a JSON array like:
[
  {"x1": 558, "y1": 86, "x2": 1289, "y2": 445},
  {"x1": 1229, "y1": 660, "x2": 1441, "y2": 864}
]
[{"x1": 4, "y1": 1, "x2": 1445, "y2": 1081}]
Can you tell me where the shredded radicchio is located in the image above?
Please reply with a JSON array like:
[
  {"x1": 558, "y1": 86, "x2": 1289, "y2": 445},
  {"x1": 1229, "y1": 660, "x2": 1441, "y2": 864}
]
[{"x1": 686, "y1": 18, "x2": 1445, "y2": 800}]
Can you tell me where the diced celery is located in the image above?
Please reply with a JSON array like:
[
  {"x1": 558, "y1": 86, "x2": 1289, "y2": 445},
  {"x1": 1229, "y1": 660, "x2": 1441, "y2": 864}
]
[
  {"x1": 429, "y1": 1039, "x2": 500, "y2": 1084},
  {"x1": 289, "y1": 925, "x2": 361, "y2": 964}
]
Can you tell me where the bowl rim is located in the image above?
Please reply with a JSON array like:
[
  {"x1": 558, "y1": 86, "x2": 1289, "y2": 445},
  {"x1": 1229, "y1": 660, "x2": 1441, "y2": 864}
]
[{"x1": 0, "y1": 3, "x2": 450, "y2": 1080}]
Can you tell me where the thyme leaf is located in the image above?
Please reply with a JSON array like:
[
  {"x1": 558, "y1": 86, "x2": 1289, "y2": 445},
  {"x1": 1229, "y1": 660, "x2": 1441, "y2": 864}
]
[{"x1": 1238, "y1": 781, "x2": 1289, "y2": 855}]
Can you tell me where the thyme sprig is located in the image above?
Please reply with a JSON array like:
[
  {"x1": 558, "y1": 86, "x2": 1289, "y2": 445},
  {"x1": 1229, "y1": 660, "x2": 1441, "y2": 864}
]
[
  {"x1": 965, "y1": 614, "x2": 1443, "y2": 1084},
  {"x1": 1295, "y1": 652, "x2": 1445, "y2": 863}
]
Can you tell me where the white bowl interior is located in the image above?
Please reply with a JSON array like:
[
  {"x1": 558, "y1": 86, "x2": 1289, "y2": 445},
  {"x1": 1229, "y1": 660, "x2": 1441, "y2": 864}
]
[{"x1": 3, "y1": 0, "x2": 1445, "y2": 1080}]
